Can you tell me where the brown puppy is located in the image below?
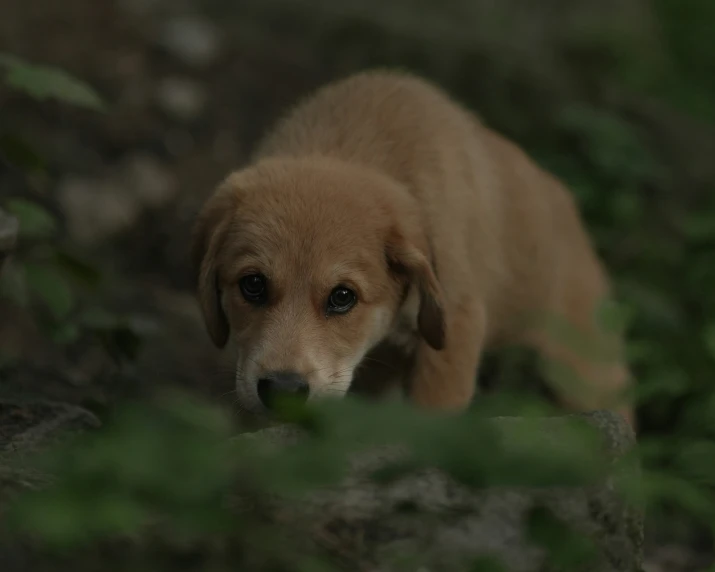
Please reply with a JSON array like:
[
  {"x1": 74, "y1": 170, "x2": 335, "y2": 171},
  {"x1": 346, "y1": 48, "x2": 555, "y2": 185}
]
[{"x1": 192, "y1": 70, "x2": 634, "y2": 426}]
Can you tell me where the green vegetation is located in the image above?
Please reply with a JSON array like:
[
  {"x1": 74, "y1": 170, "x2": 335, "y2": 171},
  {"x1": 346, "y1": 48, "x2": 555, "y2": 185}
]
[{"x1": 0, "y1": 54, "x2": 142, "y2": 362}]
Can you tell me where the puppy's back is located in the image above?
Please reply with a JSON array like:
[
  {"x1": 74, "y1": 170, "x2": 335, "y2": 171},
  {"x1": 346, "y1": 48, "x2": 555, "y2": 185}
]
[
  {"x1": 254, "y1": 72, "x2": 507, "y2": 292},
  {"x1": 254, "y1": 71, "x2": 488, "y2": 189},
  {"x1": 255, "y1": 71, "x2": 611, "y2": 344}
]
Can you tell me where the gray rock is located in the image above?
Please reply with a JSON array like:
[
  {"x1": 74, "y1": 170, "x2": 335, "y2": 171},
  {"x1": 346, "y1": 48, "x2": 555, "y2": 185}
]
[
  {"x1": 57, "y1": 176, "x2": 141, "y2": 244},
  {"x1": 120, "y1": 153, "x2": 177, "y2": 208},
  {"x1": 0, "y1": 399, "x2": 101, "y2": 503},
  {"x1": 155, "y1": 76, "x2": 207, "y2": 122},
  {"x1": 158, "y1": 16, "x2": 222, "y2": 67},
  {"x1": 57, "y1": 154, "x2": 177, "y2": 245},
  {"x1": 0, "y1": 399, "x2": 102, "y2": 572},
  {"x1": 234, "y1": 411, "x2": 643, "y2": 572},
  {"x1": 0, "y1": 400, "x2": 101, "y2": 454}
]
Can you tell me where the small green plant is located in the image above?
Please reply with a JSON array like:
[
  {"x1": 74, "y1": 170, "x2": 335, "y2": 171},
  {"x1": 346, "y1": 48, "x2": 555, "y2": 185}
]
[
  {"x1": 0, "y1": 55, "x2": 140, "y2": 363},
  {"x1": 0, "y1": 54, "x2": 104, "y2": 110}
]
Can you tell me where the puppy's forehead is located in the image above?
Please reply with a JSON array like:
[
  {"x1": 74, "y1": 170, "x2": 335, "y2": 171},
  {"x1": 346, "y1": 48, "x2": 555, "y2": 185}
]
[
  {"x1": 219, "y1": 205, "x2": 379, "y2": 287},
  {"x1": 249, "y1": 185, "x2": 376, "y2": 228},
  {"x1": 234, "y1": 178, "x2": 386, "y2": 254},
  {"x1": 233, "y1": 213, "x2": 380, "y2": 272}
]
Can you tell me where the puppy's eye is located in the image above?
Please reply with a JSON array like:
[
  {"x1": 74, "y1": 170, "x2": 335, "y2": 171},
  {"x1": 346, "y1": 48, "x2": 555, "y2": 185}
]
[
  {"x1": 327, "y1": 286, "x2": 357, "y2": 315},
  {"x1": 239, "y1": 274, "x2": 267, "y2": 304}
]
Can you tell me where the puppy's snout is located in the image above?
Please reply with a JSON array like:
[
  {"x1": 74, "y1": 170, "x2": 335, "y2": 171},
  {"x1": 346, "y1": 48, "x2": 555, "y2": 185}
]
[{"x1": 257, "y1": 370, "x2": 310, "y2": 409}]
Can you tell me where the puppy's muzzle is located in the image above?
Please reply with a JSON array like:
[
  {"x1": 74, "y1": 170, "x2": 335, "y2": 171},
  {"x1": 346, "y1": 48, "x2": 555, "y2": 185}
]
[{"x1": 257, "y1": 370, "x2": 310, "y2": 410}]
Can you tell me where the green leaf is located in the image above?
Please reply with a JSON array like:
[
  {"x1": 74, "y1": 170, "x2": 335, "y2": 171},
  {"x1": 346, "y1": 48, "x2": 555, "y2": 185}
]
[
  {"x1": 9, "y1": 490, "x2": 90, "y2": 546},
  {"x1": 595, "y1": 297, "x2": 633, "y2": 335},
  {"x1": 77, "y1": 306, "x2": 122, "y2": 330},
  {"x1": 556, "y1": 104, "x2": 656, "y2": 184},
  {"x1": 526, "y1": 506, "x2": 597, "y2": 569},
  {"x1": 0, "y1": 53, "x2": 104, "y2": 110},
  {"x1": 676, "y1": 440, "x2": 715, "y2": 487},
  {"x1": 0, "y1": 258, "x2": 29, "y2": 307},
  {"x1": 4, "y1": 198, "x2": 57, "y2": 239},
  {"x1": 54, "y1": 249, "x2": 102, "y2": 288},
  {"x1": 471, "y1": 555, "x2": 507, "y2": 572},
  {"x1": 23, "y1": 261, "x2": 74, "y2": 320},
  {"x1": 51, "y1": 321, "x2": 81, "y2": 345},
  {"x1": 679, "y1": 211, "x2": 715, "y2": 241}
]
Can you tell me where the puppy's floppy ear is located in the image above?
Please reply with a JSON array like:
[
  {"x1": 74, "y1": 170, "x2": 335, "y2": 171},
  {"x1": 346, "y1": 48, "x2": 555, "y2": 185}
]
[
  {"x1": 191, "y1": 181, "x2": 239, "y2": 348},
  {"x1": 386, "y1": 227, "x2": 446, "y2": 350}
]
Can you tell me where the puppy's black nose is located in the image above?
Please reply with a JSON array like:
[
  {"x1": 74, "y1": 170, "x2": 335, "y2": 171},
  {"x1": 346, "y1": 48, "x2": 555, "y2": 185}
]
[{"x1": 257, "y1": 371, "x2": 309, "y2": 409}]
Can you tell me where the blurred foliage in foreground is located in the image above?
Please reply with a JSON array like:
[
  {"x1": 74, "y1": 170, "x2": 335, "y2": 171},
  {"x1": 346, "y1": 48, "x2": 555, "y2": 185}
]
[{"x1": 0, "y1": 393, "x2": 642, "y2": 571}]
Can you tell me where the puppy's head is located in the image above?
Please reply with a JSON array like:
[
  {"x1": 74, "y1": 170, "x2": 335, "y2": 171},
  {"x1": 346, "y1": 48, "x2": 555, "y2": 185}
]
[{"x1": 191, "y1": 157, "x2": 444, "y2": 414}]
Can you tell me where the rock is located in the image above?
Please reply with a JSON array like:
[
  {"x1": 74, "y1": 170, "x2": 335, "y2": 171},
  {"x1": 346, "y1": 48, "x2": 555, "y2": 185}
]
[
  {"x1": 57, "y1": 176, "x2": 141, "y2": 244},
  {"x1": 0, "y1": 208, "x2": 19, "y2": 273},
  {"x1": 120, "y1": 153, "x2": 177, "y2": 208},
  {"x1": 0, "y1": 398, "x2": 102, "y2": 572},
  {"x1": 643, "y1": 543, "x2": 713, "y2": 572},
  {"x1": 158, "y1": 16, "x2": 222, "y2": 67},
  {"x1": 0, "y1": 399, "x2": 101, "y2": 501},
  {"x1": 155, "y1": 76, "x2": 207, "y2": 122},
  {"x1": 233, "y1": 411, "x2": 643, "y2": 572},
  {"x1": 0, "y1": 400, "x2": 101, "y2": 455},
  {"x1": 56, "y1": 156, "x2": 176, "y2": 244}
]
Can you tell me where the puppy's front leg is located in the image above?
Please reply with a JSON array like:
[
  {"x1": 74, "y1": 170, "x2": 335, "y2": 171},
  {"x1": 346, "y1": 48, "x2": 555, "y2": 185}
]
[{"x1": 408, "y1": 301, "x2": 486, "y2": 410}]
